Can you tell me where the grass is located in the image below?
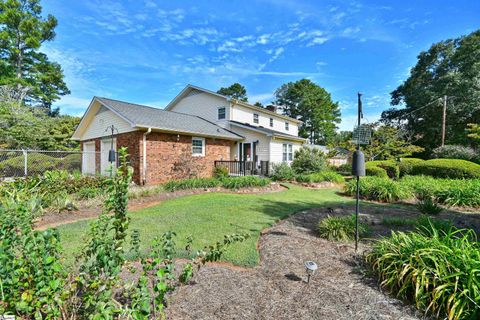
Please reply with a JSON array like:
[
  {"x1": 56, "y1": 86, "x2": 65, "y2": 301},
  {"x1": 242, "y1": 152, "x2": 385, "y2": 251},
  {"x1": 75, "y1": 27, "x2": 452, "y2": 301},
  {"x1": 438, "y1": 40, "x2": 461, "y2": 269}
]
[{"x1": 57, "y1": 185, "x2": 351, "y2": 268}]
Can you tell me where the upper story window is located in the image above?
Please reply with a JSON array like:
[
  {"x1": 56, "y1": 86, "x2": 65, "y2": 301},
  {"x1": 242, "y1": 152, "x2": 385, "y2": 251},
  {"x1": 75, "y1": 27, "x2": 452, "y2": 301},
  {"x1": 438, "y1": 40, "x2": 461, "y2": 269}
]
[
  {"x1": 253, "y1": 113, "x2": 259, "y2": 124},
  {"x1": 270, "y1": 118, "x2": 273, "y2": 127},
  {"x1": 192, "y1": 137, "x2": 205, "y2": 157},
  {"x1": 218, "y1": 107, "x2": 226, "y2": 120},
  {"x1": 285, "y1": 122, "x2": 289, "y2": 131}
]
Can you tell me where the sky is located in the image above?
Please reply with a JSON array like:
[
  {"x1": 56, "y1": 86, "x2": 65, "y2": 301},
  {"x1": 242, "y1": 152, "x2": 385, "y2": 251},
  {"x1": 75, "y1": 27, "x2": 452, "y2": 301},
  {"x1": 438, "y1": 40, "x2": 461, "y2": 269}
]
[{"x1": 42, "y1": 0, "x2": 480, "y2": 131}]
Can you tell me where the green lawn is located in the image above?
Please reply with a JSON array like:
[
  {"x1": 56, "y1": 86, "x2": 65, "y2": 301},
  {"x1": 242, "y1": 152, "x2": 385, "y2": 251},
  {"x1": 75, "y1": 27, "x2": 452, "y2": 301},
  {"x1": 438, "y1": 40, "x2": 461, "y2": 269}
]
[{"x1": 58, "y1": 185, "x2": 352, "y2": 267}]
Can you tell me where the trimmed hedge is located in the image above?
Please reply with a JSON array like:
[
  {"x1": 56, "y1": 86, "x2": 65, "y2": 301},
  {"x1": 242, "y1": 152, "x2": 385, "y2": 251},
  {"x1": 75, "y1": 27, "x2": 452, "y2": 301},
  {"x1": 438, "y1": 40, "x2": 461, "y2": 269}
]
[
  {"x1": 295, "y1": 171, "x2": 344, "y2": 183},
  {"x1": 398, "y1": 158, "x2": 424, "y2": 177},
  {"x1": 366, "y1": 160, "x2": 399, "y2": 179},
  {"x1": 366, "y1": 165, "x2": 388, "y2": 178},
  {"x1": 164, "y1": 176, "x2": 271, "y2": 192},
  {"x1": 410, "y1": 159, "x2": 480, "y2": 179}
]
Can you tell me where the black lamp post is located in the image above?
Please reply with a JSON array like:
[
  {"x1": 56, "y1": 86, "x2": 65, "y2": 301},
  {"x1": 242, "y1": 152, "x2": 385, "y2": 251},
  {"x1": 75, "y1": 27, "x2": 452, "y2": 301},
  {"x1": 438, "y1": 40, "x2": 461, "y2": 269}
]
[{"x1": 352, "y1": 93, "x2": 366, "y2": 252}]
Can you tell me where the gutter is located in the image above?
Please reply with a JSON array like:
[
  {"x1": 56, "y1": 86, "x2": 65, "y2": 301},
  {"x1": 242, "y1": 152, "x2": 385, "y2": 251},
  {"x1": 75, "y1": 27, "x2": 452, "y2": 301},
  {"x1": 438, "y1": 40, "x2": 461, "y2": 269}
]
[{"x1": 142, "y1": 127, "x2": 152, "y2": 185}]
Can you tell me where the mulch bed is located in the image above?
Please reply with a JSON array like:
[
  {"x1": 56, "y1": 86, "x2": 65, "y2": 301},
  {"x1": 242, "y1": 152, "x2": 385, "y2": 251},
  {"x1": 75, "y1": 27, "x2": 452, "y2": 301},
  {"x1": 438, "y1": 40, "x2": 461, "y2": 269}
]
[
  {"x1": 165, "y1": 205, "x2": 430, "y2": 320},
  {"x1": 34, "y1": 183, "x2": 286, "y2": 230}
]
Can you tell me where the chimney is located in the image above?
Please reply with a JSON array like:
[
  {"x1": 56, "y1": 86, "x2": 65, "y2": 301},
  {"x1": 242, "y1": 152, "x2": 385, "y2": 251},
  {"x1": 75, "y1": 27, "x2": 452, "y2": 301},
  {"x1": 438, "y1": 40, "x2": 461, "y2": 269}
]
[{"x1": 266, "y1": 104, "x2": 277, "y2": 113}]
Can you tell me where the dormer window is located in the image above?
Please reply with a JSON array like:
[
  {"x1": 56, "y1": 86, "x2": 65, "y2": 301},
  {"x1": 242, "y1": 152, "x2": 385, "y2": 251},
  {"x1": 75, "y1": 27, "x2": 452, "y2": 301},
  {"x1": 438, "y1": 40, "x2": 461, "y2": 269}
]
[
  {"x1": 270, "y1": 118, "x2": 273, "y2": 127},
  {"x1": 218, "y1": 107, "x2": 226, "y2": 120},
  {"x1": 285, "y1": 122, "x2": 289, "y2": 131},
  {"x1": 253, "y1": 113, "x2": 259, "y2": 124}
]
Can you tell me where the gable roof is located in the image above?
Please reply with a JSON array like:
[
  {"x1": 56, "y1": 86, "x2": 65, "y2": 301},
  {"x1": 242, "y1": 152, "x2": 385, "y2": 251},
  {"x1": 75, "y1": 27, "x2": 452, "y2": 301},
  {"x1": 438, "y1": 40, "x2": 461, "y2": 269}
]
[
  {"x1": 72, "y1": 97, "x2": 244, "y2": 141},
  {"x1": 229, "y1": 121, "x2": 306, "y2": 142},
  {"x1": 165, "y1": 84, "x2": 302, "y2": 124}
]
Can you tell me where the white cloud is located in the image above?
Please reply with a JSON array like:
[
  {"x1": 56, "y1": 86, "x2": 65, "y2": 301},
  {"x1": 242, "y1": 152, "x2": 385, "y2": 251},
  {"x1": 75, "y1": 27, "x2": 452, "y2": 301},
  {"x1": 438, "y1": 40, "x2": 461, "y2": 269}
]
[
  {"x1": 250, "y1": 93, "x2": 274, "y2": 104},
  {"x1": 307, "y1": 37, "x2": 329, "y2": 46}
]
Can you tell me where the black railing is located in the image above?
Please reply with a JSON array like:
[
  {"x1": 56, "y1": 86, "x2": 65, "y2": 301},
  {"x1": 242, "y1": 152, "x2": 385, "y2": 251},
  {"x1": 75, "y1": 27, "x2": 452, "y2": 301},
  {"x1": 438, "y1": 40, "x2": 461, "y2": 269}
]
[{"x1": 214, "y1": 160, "x2": 269, "y2": 176}]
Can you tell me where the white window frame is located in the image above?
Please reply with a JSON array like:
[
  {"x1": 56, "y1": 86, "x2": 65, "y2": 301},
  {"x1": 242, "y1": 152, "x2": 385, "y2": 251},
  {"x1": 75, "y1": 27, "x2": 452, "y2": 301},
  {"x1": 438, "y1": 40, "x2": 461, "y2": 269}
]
[
  {"x1": 192, "y1": 137, "x2": 205, "y2": 157},
  {"x1": 217, "y1": 107, "x2": 226, "y2": 120},
  {"x1": 253, "y1": 113, "x2": 259, "y2": 124},
  {"x1": 285, "y1": 122, "x2": 289, "y2": 131},
  {"x1": 270, "y1": 118, "x2": 273, "y2": 127},
  {"x1": 282, "y1": 143, "x2": 293, "y2": 162}
]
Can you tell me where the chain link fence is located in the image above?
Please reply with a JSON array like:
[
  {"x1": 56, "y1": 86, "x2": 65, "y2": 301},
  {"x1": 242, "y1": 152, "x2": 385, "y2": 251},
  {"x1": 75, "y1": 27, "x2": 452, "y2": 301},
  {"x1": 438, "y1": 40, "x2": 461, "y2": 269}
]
[{"x1": 0, "y1": 149, "x2": 99, "y2": 180}]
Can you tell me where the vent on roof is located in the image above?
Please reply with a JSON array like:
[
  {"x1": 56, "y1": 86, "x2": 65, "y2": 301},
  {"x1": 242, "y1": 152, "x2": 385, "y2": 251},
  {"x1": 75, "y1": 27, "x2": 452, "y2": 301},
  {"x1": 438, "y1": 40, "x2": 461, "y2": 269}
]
[{"x1": 186, "y1": 89, "x2": 202, "y2": 97}]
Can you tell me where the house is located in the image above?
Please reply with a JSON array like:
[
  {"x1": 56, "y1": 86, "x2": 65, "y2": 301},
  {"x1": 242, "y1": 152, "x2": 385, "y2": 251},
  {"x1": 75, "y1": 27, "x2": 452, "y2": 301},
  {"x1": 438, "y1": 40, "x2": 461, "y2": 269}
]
[{"x1": 72, "y1": 85, "x2": 306, "y2": 185}]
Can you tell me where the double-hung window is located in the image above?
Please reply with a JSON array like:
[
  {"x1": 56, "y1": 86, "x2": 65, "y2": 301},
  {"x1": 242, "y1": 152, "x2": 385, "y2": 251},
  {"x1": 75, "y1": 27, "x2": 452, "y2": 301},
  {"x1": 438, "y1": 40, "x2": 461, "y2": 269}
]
[
  {"x1": 270, "y1": 118, "x2": 274, "y2": 127},
  {"x1": 218, "y1": 107, "x2": 226, "y2": 120},
  {"x1": 253, "y1": 113, "x2": 259, "y2": 124},
  {"x1": 285, "y1": 122, "x2": 289, "y2": 131},
  {"x1": 282, "y1": 143, "x2": 293, "y2": 162},
  {"x1": 192, "y1": 137, "x2": 205, "y2": 157}
]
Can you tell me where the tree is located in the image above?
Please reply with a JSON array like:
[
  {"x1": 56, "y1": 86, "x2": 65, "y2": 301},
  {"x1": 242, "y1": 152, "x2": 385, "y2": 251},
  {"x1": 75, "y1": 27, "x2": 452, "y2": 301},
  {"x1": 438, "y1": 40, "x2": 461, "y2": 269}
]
[
  {"x1": 0, "y1": 0, "x2": 69, "y2": 112},
  {"x1": 381, "y1": 29, "x2": 480, "y2": 153},
  {"x1": 467, "y1": 123, "x2": 480, "y2": 142},
  {"x1": 331, "y1": 124, "x2": 423, "y2": 161},
  {"x1": 253, "y1": 101, "x2": 264, "y2": 108},
  {"x1": 274, "y1": 79, "x2": 340, "y2": 145},
  {"x1": 217, "y1": 83, "x2": 248, "y2": 101}
]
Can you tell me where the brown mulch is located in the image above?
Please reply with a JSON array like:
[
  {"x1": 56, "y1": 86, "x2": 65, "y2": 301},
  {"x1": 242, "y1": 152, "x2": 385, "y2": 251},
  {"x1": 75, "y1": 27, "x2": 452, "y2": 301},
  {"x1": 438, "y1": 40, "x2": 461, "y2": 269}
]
[
  {"x1": 34, "y1": 183, "x2": 286, "y2": 230},
  {"x1": 165, "y1": 205, "x2": 429, "y2": 320}
]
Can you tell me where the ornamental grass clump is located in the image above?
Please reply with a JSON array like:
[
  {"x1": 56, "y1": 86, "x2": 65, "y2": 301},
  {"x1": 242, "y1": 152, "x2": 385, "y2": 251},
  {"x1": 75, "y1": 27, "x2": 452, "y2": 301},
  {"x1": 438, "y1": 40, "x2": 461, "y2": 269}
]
[
  {"x1": 366, "y1": 222, "x2": 480, "y2": 320},
  {"x1": 318, "y1": 214, "x2": 369, "y2": 242},
  {"x1": 344, "y1": 176, "x2": 411, "y2": 203}
]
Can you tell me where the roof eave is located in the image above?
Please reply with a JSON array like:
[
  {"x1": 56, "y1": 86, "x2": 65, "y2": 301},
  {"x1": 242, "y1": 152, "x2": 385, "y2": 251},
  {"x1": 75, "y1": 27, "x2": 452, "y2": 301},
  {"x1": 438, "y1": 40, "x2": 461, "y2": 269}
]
[
  {"x1": 165, "y1": 84, "x2": 229, "y2": 111},
  {"x1": 135, "y1": 125, "x2": 244, "y2": 141}
]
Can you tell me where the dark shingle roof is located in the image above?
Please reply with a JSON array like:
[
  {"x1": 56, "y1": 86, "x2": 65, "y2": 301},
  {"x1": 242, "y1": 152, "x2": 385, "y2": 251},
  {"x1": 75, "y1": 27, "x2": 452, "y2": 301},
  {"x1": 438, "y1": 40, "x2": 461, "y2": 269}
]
[
  {"x1": 96, "y1": 97, "x2": 243, "y2": 140},
  {"x1": 229, "y1": 120, "x2": 306, "y2": 141}
]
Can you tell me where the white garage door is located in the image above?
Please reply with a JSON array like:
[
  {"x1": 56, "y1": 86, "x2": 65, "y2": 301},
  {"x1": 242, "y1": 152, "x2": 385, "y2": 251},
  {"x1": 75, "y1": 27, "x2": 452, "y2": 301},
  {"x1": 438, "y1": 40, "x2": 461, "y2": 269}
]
[{"x1": 82, "y1": 142, "x2": 96, "y2": 175}]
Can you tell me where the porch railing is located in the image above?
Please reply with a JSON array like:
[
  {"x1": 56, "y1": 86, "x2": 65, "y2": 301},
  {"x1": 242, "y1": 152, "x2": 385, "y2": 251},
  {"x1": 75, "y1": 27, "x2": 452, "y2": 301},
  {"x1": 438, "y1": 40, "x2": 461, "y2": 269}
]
[{"x1": 214, "y1": 160, "x2": 269, "y2": 176}]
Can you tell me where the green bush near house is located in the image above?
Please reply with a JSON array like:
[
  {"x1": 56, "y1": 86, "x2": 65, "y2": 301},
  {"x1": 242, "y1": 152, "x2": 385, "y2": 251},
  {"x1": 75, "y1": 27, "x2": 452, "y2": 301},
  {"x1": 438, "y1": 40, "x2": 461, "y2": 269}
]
[
  {"x1": 220, "y1": 176, "x2": 271, "y2": 189},
  {"x1": 318, "y1": 214, "x2": 369, "y2": 242},
  {"x1": 163, "y1": 176, "x2": 271, "y2": 192},
  {"x1": 270, "y1": 162, "x2": 296, "y2": 181},
  {"x1": 398, "y1": 158, "x2": 424, "y2": 176},
  {"x1": 213, "y1": 165, "x2": 229, "y2": 178},
  {"x1": 291, "y1": 146, "x2": 326, "y2": 174},
  {"x1": 410, "y1": 159, "x2": 480, "y2": 179}
]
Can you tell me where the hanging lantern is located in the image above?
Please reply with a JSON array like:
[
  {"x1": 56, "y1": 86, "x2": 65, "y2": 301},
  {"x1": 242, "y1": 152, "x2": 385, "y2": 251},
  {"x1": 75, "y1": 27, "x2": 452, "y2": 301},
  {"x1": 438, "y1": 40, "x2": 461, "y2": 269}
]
[{"x1": 352, "y1": 150, "x2": 365, "y2": 176}]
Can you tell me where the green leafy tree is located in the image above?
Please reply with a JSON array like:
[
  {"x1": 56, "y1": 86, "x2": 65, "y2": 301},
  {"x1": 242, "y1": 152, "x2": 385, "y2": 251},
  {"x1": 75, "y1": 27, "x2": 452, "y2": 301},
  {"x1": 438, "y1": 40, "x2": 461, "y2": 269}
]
[
  {"x1": 381, "y1": 29, "x2": 480, "y2": 153},
  {"x1": 0, "y1": 0, "x2": 69, "y2": 112},
  {"x1": 254, "y1": 101, "x2": 264, "y2": 108},
  {"x1": 274, "y1": 79, "x2": 340, "y2": 144},
  {"x1": 467, "y1": 123, "x2": 480, "y2": 142},
  {"x1": 217, "y1": 83, "x2": 248, "y2": 101}
]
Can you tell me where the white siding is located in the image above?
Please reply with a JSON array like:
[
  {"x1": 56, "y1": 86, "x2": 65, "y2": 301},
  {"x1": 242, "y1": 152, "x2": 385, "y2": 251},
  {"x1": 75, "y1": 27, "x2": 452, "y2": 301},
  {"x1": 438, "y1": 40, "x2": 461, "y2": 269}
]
[
  {"x1": 169, "y1": 92, "x2": 229, "y2": 125},
  {"x1": 81, "y1": 104, "x2": 135, "y2": 140},
  {"x1": 231, "y1": 103, "x2": 299, "y2": 136},
  {"x1": 269, "y1": 140, "x2": 303, "y2": 164},
  {"x1": 227, "y1": 125, "x2": 270, "y2": 162}
]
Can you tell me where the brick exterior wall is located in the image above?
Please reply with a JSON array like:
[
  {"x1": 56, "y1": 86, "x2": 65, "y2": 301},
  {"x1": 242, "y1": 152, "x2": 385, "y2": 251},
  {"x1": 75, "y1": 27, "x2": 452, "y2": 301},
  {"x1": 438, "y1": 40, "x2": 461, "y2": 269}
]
[{"x1": 81, "y1": 130, "x2": 234, "y2": 185}]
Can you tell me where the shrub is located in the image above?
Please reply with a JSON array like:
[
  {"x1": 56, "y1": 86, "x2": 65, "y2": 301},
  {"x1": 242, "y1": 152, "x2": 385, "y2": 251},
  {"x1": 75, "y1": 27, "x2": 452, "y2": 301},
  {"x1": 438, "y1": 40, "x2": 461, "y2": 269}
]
[
  {"x1": 291, "y1": 146, "x2": 326, "y2": 174},
  {"x1": 318, "y1": 214, "x2": 369, "y2": 242},
  {"x1": 335, "y1": 163, "x2": 352, "y2": 175},
  {"x1": 0, "y1": 153, "x2": 60, "y2": 176},
  {"x1": 164, "y1": 177, "x2": 221, "y2": 192},
  {"x1": 415, "y1": 196, "x2": 443, "y2": 215},
  {"x1": 344, "y1": 176, "x2": 411, "y2": 202},
  {"x1": 213, "y1": 165, "x2": 229, "y2": 178},
  {"x1": 398, "y1": 158, "x2": 424, "y2": 177},
  {"x1": 366, "y1": 225, "x2": 479, "y2": 319},
  {"x1": 270, "y1": 162, "x2": 295, "y2": 181},
  {"x1": 432, "y1": 145, "x2": 479, "y2": 163},
  {"x1": 410, "y1": 159, "x2": 480, "y2": 179},
  {"x1": 220, "y1": 176, "x2": 271, "y2": 189},
  {"x1": 295, "y1": 171, "x2": 344, "y2": 184},
  {"x1": 366, "y1": 165, "x2": 388, "y2": 178},
  {"x1": 366, "y1": 160, "x2": 399, "y2": 179},
  {"x1": 381, "y1": 216, "x2": 416, "y2": 227}
]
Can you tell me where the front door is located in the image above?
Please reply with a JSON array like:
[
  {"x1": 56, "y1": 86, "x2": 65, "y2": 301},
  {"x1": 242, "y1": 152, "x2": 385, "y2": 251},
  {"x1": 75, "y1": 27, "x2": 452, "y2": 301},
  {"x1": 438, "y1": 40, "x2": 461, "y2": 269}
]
[
  {"x1": 82, "y1": 142, "x2": 96, "y2": 175},
  {"x1": 243, "y1": 143, "x2": 252, "y2": 161}
]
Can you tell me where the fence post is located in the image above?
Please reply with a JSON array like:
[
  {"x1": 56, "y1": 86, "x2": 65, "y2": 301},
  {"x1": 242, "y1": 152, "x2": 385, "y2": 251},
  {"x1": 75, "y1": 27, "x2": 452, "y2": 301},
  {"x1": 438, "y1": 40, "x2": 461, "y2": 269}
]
[{"x1": 23, "y1": 149, "x2": 28, "y2": 176}]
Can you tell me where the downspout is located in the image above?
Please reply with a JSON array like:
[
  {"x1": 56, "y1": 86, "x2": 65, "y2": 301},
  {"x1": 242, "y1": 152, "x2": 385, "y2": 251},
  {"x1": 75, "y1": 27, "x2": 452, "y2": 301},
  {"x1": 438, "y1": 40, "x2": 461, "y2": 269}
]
[{"x1": 142, "y1": 128, "x2": 152, "y2": 185}]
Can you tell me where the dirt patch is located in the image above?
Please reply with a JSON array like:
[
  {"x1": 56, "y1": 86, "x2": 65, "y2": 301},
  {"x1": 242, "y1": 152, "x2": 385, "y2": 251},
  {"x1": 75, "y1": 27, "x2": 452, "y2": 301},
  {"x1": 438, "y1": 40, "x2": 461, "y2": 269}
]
[
  {"x1": 34, "y1": 183, "x2": 286, "y2": 230},
  {"x1": 165, "y1": 205, "x2": 429, "y2": 320}
]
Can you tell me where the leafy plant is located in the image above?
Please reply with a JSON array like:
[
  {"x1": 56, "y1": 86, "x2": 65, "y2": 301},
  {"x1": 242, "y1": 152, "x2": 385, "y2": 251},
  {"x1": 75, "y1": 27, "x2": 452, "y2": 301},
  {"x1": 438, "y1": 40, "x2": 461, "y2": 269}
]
[
  {"x1": 415, "y1": 196, "x2": 443, "y2": 215},
  {"x1": 366, "y1": 160, "x2": 399, "y2": 179},
  {"x1": 318, "y1": 214, "x2": 369, "y2": 242},
  {"x1": 344, "y1": 176, "x2": 411, "y2": 203},
  {"x1": 213, "y1": 165, "x2": 229, "y2": 178},
  {"x1": 164, "y1": 177, "x2": 221, "y2": 192},
  {"x1": 295, "y1": 171, "x2": 344, "y2": 183},
  {"x1": 366, "y1": 165, "x2": 388, "y2": 178},
  {"x1": 366, "y1": 224, "x2": 480, "y2": 319},
  {"x1": 291, "y1": 146, "x2": 326, "y2": 174},
  {"x1": 270, "y1": 162, "x2": 295, "y2": 181},
  {"x1": 381, "y1": 216, "x2": 417, "y2": 227},
  {"x1": 410, "y1": 159, "x2": 480, "y2": 179},
  {"x1": 220, "y1": 176, "x2": 270, "y2": 189}
]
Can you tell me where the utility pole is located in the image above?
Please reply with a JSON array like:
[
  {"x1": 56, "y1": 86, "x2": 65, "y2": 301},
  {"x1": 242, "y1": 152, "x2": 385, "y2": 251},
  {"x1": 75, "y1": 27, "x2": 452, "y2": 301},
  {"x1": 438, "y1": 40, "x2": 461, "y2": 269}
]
[{"x1": 441, "y1": 95, "x2": 447, "y2": 147}]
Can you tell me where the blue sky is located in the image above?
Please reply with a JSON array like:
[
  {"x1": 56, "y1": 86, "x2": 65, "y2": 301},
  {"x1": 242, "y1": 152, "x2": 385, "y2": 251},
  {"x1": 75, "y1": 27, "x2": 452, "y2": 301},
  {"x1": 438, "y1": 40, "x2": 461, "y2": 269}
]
[{"x1": 42, "y1": 0, "x2": 479, "y2": 131}]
